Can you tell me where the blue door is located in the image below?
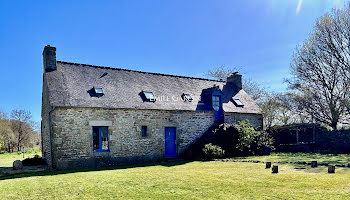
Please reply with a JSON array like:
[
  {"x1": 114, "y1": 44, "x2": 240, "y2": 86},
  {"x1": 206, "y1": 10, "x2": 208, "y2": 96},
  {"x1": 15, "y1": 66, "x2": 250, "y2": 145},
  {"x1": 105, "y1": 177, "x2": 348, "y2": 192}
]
[
  {"x1": 165, "y1": 127, "x2": 177, "y2": 158},
  {"x1": 214, "y1": 109, "x2": 224, "y2": 121}
]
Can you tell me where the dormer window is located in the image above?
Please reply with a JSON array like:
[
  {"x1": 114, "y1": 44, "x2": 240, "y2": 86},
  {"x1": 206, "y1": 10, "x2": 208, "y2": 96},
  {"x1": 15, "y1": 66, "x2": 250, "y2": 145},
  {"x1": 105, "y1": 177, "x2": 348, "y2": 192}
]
[
  {"x1": 233, "y1": 98, "x2": 244, "y2": 107},
  {"x1": 142, "y1": 91, "x2": 156, "y2": 102},
  {"x1": 94, "y1": 87, "x2": 104, "y2": 94},
  {"x1": 182, "y1": 93, "x2": 193, "y2": 102},
  {"x1": 212, "y1": 95, "x2": 221, "y2": 111}
]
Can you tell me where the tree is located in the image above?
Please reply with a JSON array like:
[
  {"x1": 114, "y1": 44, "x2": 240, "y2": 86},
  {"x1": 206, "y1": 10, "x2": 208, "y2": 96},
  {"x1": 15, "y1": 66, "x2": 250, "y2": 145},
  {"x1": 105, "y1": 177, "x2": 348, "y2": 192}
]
[
  {"x1": 258, "y1": 93, "x2": 281, "y2": 129},
  {"x1": 206, "y1": 65, "x2": 266, "y2": 101},
  {"x1": 10, "y1": 109, "x2": 35, "y2": 151},
  {"x1": 288, "y1": 5, "x2": 350, "y2": 130},
  {"x1": 205, "y1": 65, "x2": 239, "y2": 81},
  {"x1": 0, "y1": 111, "x2": 15, "y2": 152}
]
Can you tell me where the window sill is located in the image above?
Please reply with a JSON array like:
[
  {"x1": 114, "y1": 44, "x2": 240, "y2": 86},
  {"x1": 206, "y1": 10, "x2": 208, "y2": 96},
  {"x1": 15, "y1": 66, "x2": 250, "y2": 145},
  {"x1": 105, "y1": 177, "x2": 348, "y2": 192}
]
[{"x1": 93, "y1": 150, "x2": 110, "y2": 153}]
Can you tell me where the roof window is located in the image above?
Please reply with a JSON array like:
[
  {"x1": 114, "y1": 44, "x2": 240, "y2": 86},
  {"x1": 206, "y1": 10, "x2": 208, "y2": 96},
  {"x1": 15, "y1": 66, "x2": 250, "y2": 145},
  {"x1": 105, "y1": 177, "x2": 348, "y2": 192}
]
[
  {"x1": 142, "y1": 91, "x2": 156, "y2": 102},
  {"x1": 94, "y1": 87, "x2": 104, "y2": 94},
  {"x1": 182, "y1": 93, "x2": 193, "y2": 102},
  {"x1": 233, "y1": 98, "x2": 244, "y2": 107}
]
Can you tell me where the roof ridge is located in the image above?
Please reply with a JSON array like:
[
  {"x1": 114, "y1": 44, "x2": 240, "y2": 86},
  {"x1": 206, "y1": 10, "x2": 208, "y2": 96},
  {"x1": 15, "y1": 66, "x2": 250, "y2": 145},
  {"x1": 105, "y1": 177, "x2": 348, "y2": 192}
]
[{"x1": 56, "y1": 60, "x2": 226, "y2": 82}]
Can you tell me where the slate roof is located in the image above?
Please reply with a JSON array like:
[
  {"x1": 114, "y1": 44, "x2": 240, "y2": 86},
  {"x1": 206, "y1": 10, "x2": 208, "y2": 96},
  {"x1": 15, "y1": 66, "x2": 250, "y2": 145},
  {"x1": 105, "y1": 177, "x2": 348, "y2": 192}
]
[{"x1": 45, "y1": 61, "x2": 262, "y2": 114}]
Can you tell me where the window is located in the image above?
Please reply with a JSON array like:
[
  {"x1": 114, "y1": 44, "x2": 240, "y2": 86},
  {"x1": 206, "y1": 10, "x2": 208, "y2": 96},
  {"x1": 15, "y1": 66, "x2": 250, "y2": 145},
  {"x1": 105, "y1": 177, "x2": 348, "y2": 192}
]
[
  {"x1": 212, "y1": 95, "x2": 221, "y2": 111},
  {"x1": 142, "y1": 91, "x2": 156, "y2": 102},
  {"x1": 233, "y1": 98, "x2": 244, "y2": 107},
  {"x1": 182, "y1": 93, "x2": 193, "y2": 102},
  {"x1": 141, "y1": 126, "x2": 147, "y2": 137},
  {"x1": 92, "y1": 126, "x2": 109, "y2": 152},
  {"x1": 94, "y1": 87, "x2": 104, "y2": 94}
]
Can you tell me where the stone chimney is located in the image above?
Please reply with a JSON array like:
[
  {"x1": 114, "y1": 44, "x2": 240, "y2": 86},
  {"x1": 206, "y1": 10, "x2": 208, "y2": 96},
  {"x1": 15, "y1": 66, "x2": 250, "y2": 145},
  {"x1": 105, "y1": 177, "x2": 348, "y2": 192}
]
[
  {"x1": 227, "y1": 72, "x2": 242, "y2": 90},
  {"x1": 43, "y1": 45, "x2": 56, "y2": 72}
]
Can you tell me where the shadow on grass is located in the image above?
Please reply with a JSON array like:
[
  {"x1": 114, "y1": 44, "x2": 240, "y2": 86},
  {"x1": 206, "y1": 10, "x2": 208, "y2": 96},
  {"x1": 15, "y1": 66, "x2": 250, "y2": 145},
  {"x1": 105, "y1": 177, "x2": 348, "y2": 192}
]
[{"x1": 0, "y1": 160, "x2": 193, "y2": 181}]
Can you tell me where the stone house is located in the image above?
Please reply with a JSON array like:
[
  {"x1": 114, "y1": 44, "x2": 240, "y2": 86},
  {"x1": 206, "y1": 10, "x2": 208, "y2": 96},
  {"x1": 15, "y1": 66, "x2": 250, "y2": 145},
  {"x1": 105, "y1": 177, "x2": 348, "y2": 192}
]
[{"x1": 41, "y1": 45, "x2": 262, "y2": 169}]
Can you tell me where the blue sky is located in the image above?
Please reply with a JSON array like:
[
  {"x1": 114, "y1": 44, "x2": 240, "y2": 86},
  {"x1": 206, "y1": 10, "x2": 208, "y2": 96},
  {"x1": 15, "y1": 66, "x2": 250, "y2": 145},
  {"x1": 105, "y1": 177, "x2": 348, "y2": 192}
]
[{"x1": 0, "y1": 0, "x2": 347, "y2": 123}]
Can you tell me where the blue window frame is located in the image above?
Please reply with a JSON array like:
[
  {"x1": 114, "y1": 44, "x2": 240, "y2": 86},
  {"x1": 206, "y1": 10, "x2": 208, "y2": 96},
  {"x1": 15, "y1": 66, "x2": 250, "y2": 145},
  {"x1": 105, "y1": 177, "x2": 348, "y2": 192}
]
[
  {"x1": 141, "y1": 126, "x2": 147, "y2": 137},
  {"x1": 92, "y1": 126, "x2": 109, "y2": 152}
]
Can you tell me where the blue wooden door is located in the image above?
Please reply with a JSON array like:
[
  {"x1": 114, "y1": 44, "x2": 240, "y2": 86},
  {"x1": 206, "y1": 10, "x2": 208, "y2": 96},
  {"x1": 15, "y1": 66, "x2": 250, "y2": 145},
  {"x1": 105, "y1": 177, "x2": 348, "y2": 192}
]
[
  {"x1": 214, "y1": 109, "x2": 223, "y2": 121},
  {"x1": 165, "y1": 127, "x2": 177, "y2": 158}
]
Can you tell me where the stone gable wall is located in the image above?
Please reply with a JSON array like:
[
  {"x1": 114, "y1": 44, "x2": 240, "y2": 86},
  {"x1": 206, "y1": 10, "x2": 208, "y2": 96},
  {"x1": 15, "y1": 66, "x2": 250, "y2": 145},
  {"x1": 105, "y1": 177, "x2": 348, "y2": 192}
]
[
  {"x1": 41, "y1": 75, "x2": 53, "y2": 168},
  {"x1": 47, "y1": 107, "x2": 262, "y2": 169}
]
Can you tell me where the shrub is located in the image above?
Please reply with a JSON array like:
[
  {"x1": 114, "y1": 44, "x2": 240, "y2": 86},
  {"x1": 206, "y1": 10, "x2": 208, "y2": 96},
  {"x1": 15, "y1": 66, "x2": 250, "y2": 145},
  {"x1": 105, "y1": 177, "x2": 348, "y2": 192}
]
[
  {"x1": 22, "y1": 155, "x2": 47, "y2": 166},
  {"x1": 202, "y1": 143, "x2": 225, "y2": 159},
  {"x1": 236, "y1": 120, "x2": 274, "y2": 156},
  {"x1": 212, "y1": 120, "x2": 274, "y2": 157},
  {"x1": 182, "y1": 120, "x2": 274, "y2": 159}
]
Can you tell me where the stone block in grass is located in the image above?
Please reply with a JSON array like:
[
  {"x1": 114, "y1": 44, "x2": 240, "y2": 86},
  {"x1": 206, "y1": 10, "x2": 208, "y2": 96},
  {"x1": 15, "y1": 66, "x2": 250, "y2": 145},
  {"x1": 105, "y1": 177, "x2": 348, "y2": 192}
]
[
  {"x1": 266, "y1": 162, "x2": 271, "y2": 168},
  {"x1": 328, "y1": 165, "x2": 335, "y2": 173},
  {"x1": 311, "y1": 161, "x2": 317, "y2": 168},
  {"x1": 272, "y1": 165, "x2": 278, "y2": 173}
]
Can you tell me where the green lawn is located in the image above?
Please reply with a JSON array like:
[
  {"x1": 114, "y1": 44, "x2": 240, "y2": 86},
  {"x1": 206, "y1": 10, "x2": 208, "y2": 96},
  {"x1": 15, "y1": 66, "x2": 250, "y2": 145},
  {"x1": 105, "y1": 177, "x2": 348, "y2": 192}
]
[
  {"x1": 1, "y1": 161, "x2": 350, "y2": 199},
  {"x1": 235, "y1": 152, "x2": 350, "y2": 165},
  {"x1": 0, "y1": 149, "x2": 41, "y2": 167}
]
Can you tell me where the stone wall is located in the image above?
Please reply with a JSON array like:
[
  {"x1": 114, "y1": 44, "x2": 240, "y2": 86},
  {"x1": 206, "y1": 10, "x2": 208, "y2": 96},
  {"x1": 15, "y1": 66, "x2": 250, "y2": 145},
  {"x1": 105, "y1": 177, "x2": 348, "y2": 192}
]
[
  {"x1": 224, "y1": 112, "x2": 263, "y2": 129},
  {"x1": 41, "y1": 75, "x2": 53, "y2": 168},
  {"x1": 46, "y1": 107, "x2": 262, "y2": 169}
]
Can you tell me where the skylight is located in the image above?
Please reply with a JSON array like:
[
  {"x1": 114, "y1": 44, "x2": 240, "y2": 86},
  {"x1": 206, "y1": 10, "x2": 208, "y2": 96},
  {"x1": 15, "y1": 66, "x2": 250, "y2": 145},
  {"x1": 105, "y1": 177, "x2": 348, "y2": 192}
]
[
  {"x1": 182, "y1": 93, "x2": 193, "y2": 102},
  {"x1": 143, "y1": 91, "x2": 156, "y2": 102},
  {"x1": 94, "y1": 87, "x2": 104, "y2": 94},
  {"x1": 233, "y1": 98, "x2": 244, "y2": 107}
]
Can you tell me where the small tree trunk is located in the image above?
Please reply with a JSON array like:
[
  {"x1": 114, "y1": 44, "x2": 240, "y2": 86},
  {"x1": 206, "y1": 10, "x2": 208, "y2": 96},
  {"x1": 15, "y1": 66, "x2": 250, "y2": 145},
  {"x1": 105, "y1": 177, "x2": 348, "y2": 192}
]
[{"x1": 331, "y1": 121, "x2": 337, "y2": 130}]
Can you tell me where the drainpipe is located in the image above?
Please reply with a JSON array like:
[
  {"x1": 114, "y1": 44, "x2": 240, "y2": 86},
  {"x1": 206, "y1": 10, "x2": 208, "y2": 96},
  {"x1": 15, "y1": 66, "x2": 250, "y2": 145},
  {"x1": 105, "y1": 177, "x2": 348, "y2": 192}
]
[{"x1": 48, "y1": 106, "x2": 56, "y2": 169}]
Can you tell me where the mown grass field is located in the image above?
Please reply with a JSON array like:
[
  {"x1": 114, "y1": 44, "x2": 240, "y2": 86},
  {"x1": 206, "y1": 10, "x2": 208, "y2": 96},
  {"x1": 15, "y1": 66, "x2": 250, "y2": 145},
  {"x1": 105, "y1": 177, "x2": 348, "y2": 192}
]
[
  {"x1": 0, "y1": 149, "x2": 41, "y2": 167},
  {"x1": 235, "y1": 152, "x2": 350, "y2": 165},
  {"x1": 0, "y1": 160, "x2": 350, "y2": 199}
]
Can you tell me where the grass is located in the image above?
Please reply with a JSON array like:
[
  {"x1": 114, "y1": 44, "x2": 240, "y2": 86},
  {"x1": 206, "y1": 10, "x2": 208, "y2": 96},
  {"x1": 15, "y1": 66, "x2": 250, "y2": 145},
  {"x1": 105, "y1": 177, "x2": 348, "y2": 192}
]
[
  {"x1": 0, "y1": 149, "x2": 41, "y2": 167},
  {"x1": 0, "y1": 161, "x2": 350, "y2": 199},
  {"x1": 234, "y1": 152, "x2": 350, "y2": 165}
]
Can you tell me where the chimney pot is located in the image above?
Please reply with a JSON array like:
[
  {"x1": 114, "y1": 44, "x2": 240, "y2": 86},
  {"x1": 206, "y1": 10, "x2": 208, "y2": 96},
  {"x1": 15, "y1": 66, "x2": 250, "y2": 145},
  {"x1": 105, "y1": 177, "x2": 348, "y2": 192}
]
[{"x1": 43, "y1": 45, "x2": 56, "y2": 72}]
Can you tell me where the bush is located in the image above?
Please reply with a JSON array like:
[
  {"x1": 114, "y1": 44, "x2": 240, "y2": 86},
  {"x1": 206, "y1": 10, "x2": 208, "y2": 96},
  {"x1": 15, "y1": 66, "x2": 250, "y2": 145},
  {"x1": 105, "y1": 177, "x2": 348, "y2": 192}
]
[
  {"x1": 202, "y1": 143, "x2": 225, "y2": 159},
  {"x1": 182, "y1": 120, "x2": 275, "y2": 159},
  {"x1": 236, "y1": 120, "x2": 274, "y2": 156},
  {"x1": 212, "y1": 120, "x2": 274, "y2": 157},
  {"x1": 22, "y1": 155, "x2": 47, "y2": 166}
]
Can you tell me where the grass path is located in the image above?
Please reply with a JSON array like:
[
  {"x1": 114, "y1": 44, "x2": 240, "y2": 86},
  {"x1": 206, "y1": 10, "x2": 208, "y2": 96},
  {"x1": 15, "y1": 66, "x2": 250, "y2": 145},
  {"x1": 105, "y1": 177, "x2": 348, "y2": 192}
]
[{"x1": 1, "y1": 161, "x2": 350, "y2": 199}]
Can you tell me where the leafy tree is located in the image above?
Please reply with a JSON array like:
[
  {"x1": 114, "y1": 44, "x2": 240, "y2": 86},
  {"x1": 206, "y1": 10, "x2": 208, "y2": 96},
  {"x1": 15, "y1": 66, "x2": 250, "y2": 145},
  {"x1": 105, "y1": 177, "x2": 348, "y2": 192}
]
[{"x1": 288, "y1": 5, "x2": 350, "y2": 130}]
